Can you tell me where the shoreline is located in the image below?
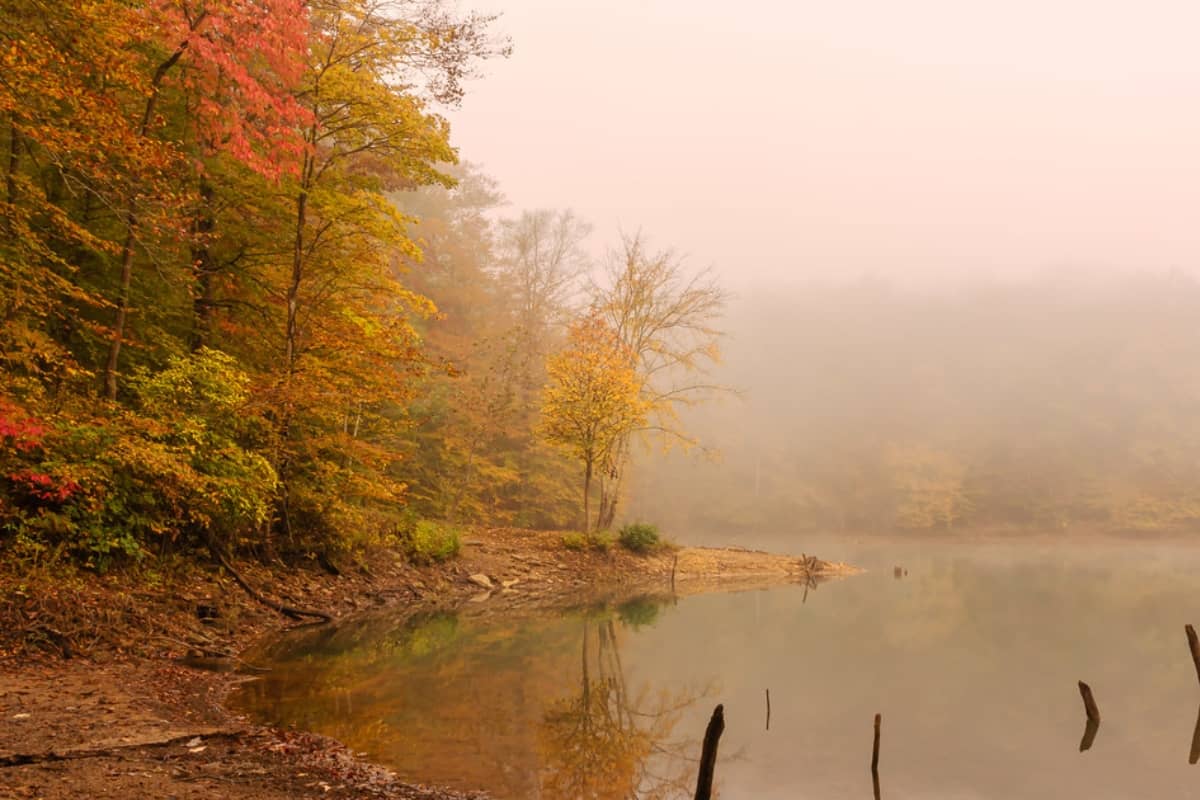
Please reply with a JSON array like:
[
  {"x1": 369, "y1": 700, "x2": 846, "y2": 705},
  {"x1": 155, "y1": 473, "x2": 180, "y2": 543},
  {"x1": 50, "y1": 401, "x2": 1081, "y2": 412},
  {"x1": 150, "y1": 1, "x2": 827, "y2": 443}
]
[{"x1": 0, "y1": 528, "x2": 854, "y2": 800}]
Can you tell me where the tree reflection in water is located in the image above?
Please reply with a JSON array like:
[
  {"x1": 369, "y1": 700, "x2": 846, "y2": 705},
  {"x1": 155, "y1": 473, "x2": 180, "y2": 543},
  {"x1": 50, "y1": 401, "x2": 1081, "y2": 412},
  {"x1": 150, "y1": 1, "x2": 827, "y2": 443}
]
[{"x1": 538, "y1": 601, "x2": 711, "y2": 799}]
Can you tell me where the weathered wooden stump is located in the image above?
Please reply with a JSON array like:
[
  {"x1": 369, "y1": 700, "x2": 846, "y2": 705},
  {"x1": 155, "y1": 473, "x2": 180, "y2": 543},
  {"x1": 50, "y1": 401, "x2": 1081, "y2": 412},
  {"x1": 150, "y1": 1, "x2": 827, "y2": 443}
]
[
  {"x1": 872, "y1": 713, "x2": 882, "y2": 800},
  {"x1": 1078, "y1": 681, "x2": 1100, "y2": 722},
  {"x1": 1186, "y1": 625, "x2": 1200, "y2": 687},
  {"x1": 694, "y1": 704, "x2": 725, "y2": 800}
]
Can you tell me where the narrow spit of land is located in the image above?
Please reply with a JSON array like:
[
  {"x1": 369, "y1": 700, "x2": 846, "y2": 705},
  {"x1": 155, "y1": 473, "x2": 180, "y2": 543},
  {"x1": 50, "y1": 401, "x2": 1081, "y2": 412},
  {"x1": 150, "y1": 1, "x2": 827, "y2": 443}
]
[{"x1": 0, "y1": 527, "x2": 855, "y2": 800}]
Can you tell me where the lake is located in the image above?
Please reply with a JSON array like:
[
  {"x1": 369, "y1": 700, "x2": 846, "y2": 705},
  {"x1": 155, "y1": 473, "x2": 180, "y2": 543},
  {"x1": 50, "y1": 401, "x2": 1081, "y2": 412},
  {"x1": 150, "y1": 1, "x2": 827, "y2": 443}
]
[{"x1": 232, "y1": 534, "x2": 1200, "y2": 798}]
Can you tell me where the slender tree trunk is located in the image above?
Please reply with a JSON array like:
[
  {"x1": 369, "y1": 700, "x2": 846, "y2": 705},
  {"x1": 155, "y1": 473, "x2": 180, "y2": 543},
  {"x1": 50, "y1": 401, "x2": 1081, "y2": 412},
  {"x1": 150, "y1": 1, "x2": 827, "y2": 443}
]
[
  {"x1": 583, "y1": 458, "x2": 593, "y2": 535},
  {"x1": 190, "y1": 178, "x2": 216, "y2": 351},
  {"x1": 5, "y1": 122, "x2": 20, "y2": 215},
  {"x1": 286, "y1": 189, "x2": 307, "y2": 373},
  {"x1": 103, "y1": 221, "x2": 138, "y2": 399},
  {"x1": 102, "y1": 43, "x2": 190, "y2": 400},
  {"x1": 597, "y1": 474, "x2": 609, "y2": 530}
]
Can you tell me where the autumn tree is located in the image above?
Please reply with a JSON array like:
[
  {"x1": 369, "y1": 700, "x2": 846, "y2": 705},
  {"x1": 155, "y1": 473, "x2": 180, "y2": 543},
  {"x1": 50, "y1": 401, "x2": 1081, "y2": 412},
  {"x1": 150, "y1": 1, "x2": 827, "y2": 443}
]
[
  {"x1": 591, "y1": 233, "x2": 728, "y2": 529},
  {"x1": 251, "y1": 0, "x2": 505, "y2": 550},
  {"x1": 0, "y1": 0, "x2": 182, "y2": 395},
  {"x1": 101, "y1": 0, "x2": 312, "y2": 400},
  {"x1": 540, "y1": 314, "x2": 646, "y2": 534},
  {"x1": 387, "y1": 171, "x2": 582, "y2": 528},
  {"x1": 0, "y1": 0, "x2": 507, "y2": 567}
]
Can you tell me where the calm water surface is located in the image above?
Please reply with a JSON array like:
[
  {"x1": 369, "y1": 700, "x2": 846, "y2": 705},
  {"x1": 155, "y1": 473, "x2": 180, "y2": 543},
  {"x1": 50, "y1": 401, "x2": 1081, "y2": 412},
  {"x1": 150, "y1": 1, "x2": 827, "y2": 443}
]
[{"x1": 233, "y1": 535, "x2": 1200, "y2": 798}]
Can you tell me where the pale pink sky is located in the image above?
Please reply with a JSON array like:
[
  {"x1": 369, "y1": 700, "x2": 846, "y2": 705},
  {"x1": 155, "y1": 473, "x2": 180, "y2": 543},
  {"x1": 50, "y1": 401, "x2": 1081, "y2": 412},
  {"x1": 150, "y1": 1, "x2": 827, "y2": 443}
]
[{"x1": 445, "y1": 0, "x2": 1200, "y2": 286}]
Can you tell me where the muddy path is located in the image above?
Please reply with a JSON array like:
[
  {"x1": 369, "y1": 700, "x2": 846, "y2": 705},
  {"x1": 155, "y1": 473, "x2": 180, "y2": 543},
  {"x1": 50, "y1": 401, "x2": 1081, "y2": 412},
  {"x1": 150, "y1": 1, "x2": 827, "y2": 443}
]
[{"x1": 0, "y1": 528, "x2": 855, "y2": 799}]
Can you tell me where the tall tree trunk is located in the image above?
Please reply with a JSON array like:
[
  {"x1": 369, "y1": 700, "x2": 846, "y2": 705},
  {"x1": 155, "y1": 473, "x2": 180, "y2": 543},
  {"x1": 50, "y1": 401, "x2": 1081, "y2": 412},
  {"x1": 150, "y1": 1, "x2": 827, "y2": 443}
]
[
  {"x1": 274, "y1": 186, "x2": 308, "y2": 548},
  {"x1": 597, "y1": 474, "x2": 609, "y2": 531},
  {"x1": 275, "y1": 126, "x2": 317, "y2": 545},
  {"x1": 5, "y1": 122, "x2": 20, "y2": 216},
  {"x1": 583, "y1": 458, "x2": 593, "y2": 535},
  {"x1": 190, "y1": 178, "x2": 216, "y2": 351},
  {"x1": 103, "y1": 222, "x2": 137, "y2": 399},
  {"x1": 596, "y1": 436, "x2": 629, "y2": 530},
  {"x1": 285, "y1": 188, "x2": 307, "y2": 373},
  {"x1": 102, "y1": 42, "x2": 191, "y2": 400}
]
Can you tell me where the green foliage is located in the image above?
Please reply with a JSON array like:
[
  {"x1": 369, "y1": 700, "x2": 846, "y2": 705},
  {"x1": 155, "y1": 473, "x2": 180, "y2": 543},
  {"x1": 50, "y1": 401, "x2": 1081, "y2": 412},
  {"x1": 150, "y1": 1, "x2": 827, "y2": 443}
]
[
  {"x1": 562, "y1": 531, "x2": 615, "y2": 552},
  {"x1": 398, "y1": 519, "x2": 461, "y2": 565},
  {"x1": 618, "y1": 522, "x2": 661, "y2": 553},
  {"x1": 589, "y1": 532, "x2": 614, "y2": 552},
  {"x1": 0, "y1": 351, "x2": 276, "y2": 570}
]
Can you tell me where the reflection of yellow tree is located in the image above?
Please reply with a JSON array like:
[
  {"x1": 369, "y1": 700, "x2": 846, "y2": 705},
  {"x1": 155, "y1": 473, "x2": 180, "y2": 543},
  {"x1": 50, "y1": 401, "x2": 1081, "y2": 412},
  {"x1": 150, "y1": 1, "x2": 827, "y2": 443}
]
[{"x1": 538, "y1": 615, "x2": 703, "y2": 799}]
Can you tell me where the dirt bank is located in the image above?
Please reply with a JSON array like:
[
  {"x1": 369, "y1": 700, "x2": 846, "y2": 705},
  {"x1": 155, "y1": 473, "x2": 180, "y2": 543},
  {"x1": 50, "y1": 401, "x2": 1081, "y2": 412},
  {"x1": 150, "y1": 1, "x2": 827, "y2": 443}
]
[{"x1": 0, "y1": 528, "x2": 855, "y2": 799}]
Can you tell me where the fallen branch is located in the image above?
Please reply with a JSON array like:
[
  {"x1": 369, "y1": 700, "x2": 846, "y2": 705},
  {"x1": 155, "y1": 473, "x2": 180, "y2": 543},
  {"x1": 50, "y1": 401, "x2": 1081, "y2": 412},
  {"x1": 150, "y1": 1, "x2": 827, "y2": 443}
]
[
  {"x1": 0, "y1": 729, "x2": 246, "y2": 768},
  {"x1": 211, "y1": 547, "x2": 332, "y2": 623}
]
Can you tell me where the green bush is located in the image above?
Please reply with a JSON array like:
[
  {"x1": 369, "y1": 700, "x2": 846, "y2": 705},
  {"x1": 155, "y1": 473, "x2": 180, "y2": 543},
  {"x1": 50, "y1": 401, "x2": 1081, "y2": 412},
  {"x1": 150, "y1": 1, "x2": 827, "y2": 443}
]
[
  {"x1": 589, "y1": 532, "x2": 614, "y2": 552},
  {"x1": 561, "y1": 531, "x2": 616, "y2": 552},
  {"x1": 618, "y1": 522, "x2": 661, "y2": 553},
  {"x1": 0, "y1": 350, "x2": 277, "y2": 571},
  {"x1": 399, "y1": 519, "x2": 461, "y2": 564},
  {"x1": 561, "y1": 532, "x2": 587, "y2": 551}
]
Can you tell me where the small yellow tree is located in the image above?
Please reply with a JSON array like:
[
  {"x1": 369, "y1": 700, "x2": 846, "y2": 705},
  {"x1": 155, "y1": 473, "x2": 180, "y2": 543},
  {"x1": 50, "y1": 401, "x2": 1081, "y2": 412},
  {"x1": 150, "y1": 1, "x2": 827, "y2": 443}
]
[{"x1": 540, "y1": 314, "x2": 647, "y2": 534}]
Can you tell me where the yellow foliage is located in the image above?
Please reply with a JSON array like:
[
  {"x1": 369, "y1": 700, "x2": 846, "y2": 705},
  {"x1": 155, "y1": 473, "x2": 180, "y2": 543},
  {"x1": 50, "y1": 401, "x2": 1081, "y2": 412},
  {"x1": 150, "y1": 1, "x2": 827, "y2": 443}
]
[
  {"x1": 540, "y1": 314, "x2": 648, "y2": 531},
  {"x1": 540, "y1": 315, "x2": 647, "y2": 468}
]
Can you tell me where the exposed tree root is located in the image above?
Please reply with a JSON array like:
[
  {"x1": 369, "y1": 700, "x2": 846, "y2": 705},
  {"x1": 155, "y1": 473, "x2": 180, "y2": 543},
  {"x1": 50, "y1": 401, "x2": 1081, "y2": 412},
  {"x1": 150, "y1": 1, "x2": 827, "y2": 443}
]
[{"x1": 211, "y1": 548, "x2": 332, "y2": 623}]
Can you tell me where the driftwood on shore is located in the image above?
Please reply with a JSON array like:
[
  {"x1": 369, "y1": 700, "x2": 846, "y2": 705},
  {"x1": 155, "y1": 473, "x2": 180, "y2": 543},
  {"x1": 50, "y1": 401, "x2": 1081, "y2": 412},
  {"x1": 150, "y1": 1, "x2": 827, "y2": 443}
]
[{"x1": 0, "y1": 729, "x2": 245, "y2": 768}]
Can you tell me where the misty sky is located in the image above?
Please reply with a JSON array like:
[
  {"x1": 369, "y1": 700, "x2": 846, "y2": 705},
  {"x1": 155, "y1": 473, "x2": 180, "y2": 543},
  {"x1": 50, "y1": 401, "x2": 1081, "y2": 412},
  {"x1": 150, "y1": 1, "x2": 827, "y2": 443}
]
[{"x1": 446, "y1": 0, "x2": 1200, "y2": 287}]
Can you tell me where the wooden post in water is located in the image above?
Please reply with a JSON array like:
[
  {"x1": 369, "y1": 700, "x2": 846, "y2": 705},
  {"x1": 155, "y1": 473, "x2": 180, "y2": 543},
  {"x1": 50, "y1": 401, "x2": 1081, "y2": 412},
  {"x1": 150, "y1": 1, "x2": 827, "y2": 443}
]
[
  {"x1": 1079, "y1": 718, "x2": 1100, "y2": 752},
  {"x1": 871, "y1": 713, "x2": 881, "y2": 773},
  {"x1": 671, "y1": 553, "x2": 678, "y2": 594},
  {"x1": 1190, "y1": 705, "x2": 1200, "y2": 765},
  {"x1": 1186, "y1": 625, "x2": 1200, "y2": 687},
  {"x1": 765, "y1": 689, "x2": 771, "y2": 731},
  {"x1": 694, "y1": 704, "x2": 725, "y2": 800},
  {"x1": 871, "y1": 713, "x2": 882, "y2": 800},
  {"x1": 1078, "y1": 681, "x2": 1100, "y2": 722}
]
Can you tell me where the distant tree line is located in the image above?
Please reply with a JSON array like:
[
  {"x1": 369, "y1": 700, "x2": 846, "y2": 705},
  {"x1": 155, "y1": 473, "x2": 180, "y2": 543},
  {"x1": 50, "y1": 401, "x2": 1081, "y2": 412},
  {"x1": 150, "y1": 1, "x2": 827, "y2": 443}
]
[{"x1": 632, "y1": 272, "x2": 1200, "y2": 535}]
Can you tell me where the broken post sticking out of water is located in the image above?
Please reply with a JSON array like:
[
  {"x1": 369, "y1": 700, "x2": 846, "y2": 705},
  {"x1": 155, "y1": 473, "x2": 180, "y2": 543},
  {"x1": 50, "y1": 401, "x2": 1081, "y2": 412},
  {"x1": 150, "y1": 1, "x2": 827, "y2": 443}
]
[
  {"x1": 694, "y1": 704, "x2": 725, "y2": 800},
  {"x1": 1078, "y1": 681, "x2": 1100, "y2": 722},
  {"x1": 871, "y1": 713, "x2": 881, "y2": 773},
  {"x1": 1190, "y1": 705, "x2": 1200, "y2": 765},
  {"x1": 871, "y1": 713, "x2": 882, "y2": 800},
  {"x1": 765, "y1": 688, "x2": 771, "y2": 731},
  {"x1": 671, "y1": 553, "x2": 678, "y2": 594},
  {"x1": 1186, "y1": 625, "x2": 1200, "y2": 687},
  {"x1": 1079, "y1": 718, "x2": 1100, "y2": 752}
]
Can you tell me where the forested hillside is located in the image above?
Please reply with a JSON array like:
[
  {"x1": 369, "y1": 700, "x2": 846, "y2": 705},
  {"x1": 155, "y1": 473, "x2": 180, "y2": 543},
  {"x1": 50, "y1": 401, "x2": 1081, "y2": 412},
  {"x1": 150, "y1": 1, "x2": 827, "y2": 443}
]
[{"x1": 0, "y1": 1, "x2": 727, "y2": 571}]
